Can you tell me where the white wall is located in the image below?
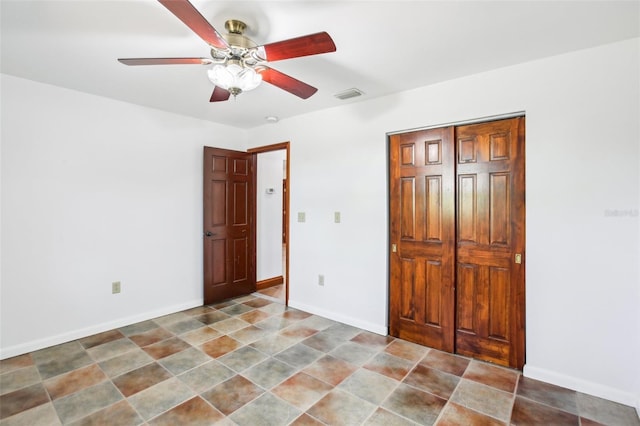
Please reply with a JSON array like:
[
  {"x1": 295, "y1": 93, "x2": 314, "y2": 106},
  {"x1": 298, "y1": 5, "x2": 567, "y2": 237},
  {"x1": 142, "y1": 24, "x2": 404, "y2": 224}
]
[
  {"x1": 256, "y1": 150, "x2": 285, "y2": 281},
  {"x1": 246, "y1": 38, "x2": 640, "y2": 409},
  {"x1": 0, "y1": 74, "x2": 245, "y2": 357}
]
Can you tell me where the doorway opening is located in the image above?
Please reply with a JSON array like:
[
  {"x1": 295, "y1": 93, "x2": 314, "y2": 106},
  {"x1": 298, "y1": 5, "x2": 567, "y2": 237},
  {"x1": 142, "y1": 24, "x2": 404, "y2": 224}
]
[{"x1": 249, "y1": 143, "x2": 290, "y2": 305}]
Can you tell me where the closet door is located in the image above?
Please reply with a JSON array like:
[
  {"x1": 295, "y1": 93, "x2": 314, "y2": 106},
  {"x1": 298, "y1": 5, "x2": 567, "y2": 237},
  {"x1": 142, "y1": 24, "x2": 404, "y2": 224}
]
[
  {"x1": 389, "y1": 127, "x2": 456, "y2": 352},
  {"x1": 455, "y1": 117, "x2": 525, "y2": 368},
  {"x1": 388, "y1": 117, "x2": 525, "y2": 369}
]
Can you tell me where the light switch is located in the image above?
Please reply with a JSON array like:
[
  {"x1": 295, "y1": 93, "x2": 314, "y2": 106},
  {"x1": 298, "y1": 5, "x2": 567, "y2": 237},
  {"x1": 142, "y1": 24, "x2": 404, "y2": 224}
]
[
  {"x1": 297, "y1": 212, "x2": 306, "y2": 223},
  {"x1": 334, "y1": 212, "x2": 341, "y2": 223}
]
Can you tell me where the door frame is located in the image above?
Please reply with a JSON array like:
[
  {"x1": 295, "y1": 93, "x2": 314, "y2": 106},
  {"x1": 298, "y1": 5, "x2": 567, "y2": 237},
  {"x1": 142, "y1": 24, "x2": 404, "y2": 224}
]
[
  {"x1": 386, "y1": 112, "x2": 526, "y2": 137},
  {"x1": 248, "y1": 142, "x2": 290, "y2": 305}
]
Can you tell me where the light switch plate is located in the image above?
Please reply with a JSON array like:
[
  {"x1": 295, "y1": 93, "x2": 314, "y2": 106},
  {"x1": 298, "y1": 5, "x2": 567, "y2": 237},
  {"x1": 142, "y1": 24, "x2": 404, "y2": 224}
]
[
  {"x1": 297, "y1": 212, "x2": 306, "y2": 223},
  {"x1": 334, "y1": 212, "x2": 341, "y2": 223}
]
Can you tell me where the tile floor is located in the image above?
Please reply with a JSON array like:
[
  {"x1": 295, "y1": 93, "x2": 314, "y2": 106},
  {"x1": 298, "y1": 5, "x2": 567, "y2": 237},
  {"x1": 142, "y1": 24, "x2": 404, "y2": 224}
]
[
  {"x1": 256, "y1": 284, "x2": 285, "y2": 302},
  {"x1": 1, "y1": 293, "x2": 639, "y2": 426}
]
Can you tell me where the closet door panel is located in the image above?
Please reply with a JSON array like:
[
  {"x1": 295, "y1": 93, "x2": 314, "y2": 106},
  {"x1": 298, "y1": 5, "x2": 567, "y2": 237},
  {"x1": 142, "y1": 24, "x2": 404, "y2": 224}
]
[
  {"x1": 455, "y1": 117, "x2": 525, "y2": 368},
  {"x1": 389, "y1": 127, "x2": 456, "y2": 352}
]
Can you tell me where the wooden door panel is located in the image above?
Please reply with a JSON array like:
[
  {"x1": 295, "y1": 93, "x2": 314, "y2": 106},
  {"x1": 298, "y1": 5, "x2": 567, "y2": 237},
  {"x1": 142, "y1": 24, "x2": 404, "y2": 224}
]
[
  {"x1": 399, "y1": 257, "x2": 448, "y2": 328},
  {"x1": 401, "y1": 144, "x2": 415, "y2": 165},
  {"x1": 458, "y1": 137, "x2": 477, "y2": 163},
  {"x1": 233, "y1": 157, "x2": 249, "y2": 175},
  {"x1": 457, "y1": 264, "x2": 511, "y2": 355},
  {"x1": 426, "y1": 140, "x2": 442, "y2": 164},
  {"x1": 455, "y1": 117, "x2": 525, "y2": 368},
  {"x1": 210, "y1": 239, "x2": 226, "y2": 285},
  {"x1": 490, "y1": 132, "x2": 511, "y2": 160},
  {"x1": 489, "y1": 173, "x2": 510, "y2": 246},
  {"x1": 233, "y1": 182, "x2": 248, "y2": 225},
  {"x1": 210, "y1": 181, "x2": 226, "y2": 226},
  {"x1": 390, "y1": 127, "x2": 455, "y2": 352},
  {"x1": 232, "y1": 237, "x2": 248, "y2": 282},
  {"x1": 212, "y1": 155, "x2": 227, "y2": 175},
  {"x1": 488, "y1": 266, "x2": 510, "y2": 340},
  {"x1": 425, "y1": 176, "x2": 443, "y2": 241},
  {"x1": 424, "y1": 260, "x2": 443, "y2": 325},
  {"x1": 399, "y1": 258, "x2": 419, "y2": 320},
  {"x1": 458, "y1": 175, "x2": 477, "y2": 243},
  {"x1": 400, "y1": 177, "x2": 416, "y2": 239},
  {"x1": 204, "y1": 147, "x2": 255, "y2": 304},
  {"x1": 456, "y1": 263, "x2": 477, "y2": 333}
]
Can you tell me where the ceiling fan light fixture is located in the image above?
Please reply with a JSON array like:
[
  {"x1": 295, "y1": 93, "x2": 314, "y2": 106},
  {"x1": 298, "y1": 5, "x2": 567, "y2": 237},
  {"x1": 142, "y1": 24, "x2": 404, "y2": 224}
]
[
  {"x1": 207, "y1": 63, "x2": 262, "y2": 97},
  {"x1": 119, "y1": 2, "x2": 336, "y2": 103}
]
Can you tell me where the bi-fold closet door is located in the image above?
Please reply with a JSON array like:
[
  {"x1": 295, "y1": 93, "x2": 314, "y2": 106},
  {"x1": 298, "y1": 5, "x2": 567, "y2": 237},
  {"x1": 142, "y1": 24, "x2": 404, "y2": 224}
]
[{"x1": 389, "y1": 117, "x2": 525, "y2": 369}]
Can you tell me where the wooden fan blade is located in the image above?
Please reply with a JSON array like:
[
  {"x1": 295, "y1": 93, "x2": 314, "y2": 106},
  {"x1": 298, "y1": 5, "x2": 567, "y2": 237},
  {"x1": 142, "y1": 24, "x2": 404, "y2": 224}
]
[
  {"x1": 118, "y1": 58, "x2": 212, "y2": 66},
  {"x1": 158, "y1": 0, "x2": 228, "y2": 49},
  {"x1": 258, "y1": 67, "x2": 318, "y2": 99},
  {"x1": 259, "y1": 32, "x2": 336, "y2": 62},
  {"x1": 210, "y1": 86, "x2": 231, "y2": 102}
]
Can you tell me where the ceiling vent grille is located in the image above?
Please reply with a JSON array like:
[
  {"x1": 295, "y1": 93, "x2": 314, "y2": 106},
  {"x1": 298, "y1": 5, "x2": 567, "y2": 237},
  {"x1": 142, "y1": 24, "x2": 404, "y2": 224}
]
[{"x1": 334, "y1": 88, "x2": 364, "y2": 100}]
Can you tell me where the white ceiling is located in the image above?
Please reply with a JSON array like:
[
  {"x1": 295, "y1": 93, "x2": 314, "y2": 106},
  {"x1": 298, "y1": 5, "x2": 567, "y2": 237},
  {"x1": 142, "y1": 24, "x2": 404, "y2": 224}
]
[{"x1": 2, "y1": 0, "x2": 638, "y2": 129}]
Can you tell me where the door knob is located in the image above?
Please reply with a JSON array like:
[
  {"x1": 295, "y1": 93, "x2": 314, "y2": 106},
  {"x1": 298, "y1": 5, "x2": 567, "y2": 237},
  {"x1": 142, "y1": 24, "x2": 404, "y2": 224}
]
[{"x1": 205, "y1": 231, "x2": 214, "y2": 237}]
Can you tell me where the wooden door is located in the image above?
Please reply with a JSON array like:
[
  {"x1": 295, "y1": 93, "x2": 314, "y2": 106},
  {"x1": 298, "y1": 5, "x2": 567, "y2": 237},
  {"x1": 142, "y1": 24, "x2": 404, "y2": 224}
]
[
  {"x1": 455, "y1": 117, "x2": 525, "y2": 368},
  {"x1": 388, "y1": 117, "x2": 525, "y2": 369},
  {"x1": 203, "y1": 147, "x2": 255, "y2": 304},
  {"x1": 389, "y1": 127, "x2": 456, "y2": 352}
]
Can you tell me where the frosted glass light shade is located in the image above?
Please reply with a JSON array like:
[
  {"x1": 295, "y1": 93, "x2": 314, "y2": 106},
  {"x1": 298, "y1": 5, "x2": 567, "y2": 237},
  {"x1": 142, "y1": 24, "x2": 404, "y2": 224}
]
[{"x1": 207, "y1": 64, "x2": 262, "y2": 93}]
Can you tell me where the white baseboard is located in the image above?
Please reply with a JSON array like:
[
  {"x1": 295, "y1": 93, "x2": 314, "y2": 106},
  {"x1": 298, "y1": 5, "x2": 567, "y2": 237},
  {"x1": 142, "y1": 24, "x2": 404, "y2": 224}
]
[
  {"x1": 524, "y1": 364, "x2": 640, "y2": 417},
  {"x1": 0, "y1": 299, "x2": 203, "y2": 360},
  {"x1": 288, "y1": 299, "x2": 388, "y2": 336}
]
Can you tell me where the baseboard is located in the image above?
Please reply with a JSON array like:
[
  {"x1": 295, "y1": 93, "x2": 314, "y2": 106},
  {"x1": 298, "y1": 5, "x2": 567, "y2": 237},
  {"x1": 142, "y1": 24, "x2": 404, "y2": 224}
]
[
  {"x1": 0, "y1": 299, "x2": 203, "y2": 360},
  {"x1": 524, "y1": 364, "x2": 639, "y2": 415},
  {"x1": 256, "y1": 276, "x2": 284, "y2": 290},
  {"x1": 288, "y1": 299, "x2": 388, "y2": 336}
]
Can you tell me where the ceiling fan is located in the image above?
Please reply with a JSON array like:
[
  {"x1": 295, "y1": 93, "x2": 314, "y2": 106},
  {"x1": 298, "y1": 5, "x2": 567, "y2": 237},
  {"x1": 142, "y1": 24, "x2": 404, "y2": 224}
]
[{"x1": 118, "y1": 0, "x2": 337, "y2": 102}]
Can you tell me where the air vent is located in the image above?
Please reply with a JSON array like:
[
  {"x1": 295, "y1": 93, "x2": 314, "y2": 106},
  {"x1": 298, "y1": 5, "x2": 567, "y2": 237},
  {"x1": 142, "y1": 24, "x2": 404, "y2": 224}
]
[{"x1": 334, "y1": 88, "x2": 364, "y2": 100}]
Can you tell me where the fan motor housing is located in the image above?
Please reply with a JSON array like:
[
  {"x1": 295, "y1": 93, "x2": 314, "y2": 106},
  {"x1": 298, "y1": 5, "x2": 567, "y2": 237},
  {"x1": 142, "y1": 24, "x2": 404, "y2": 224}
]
[
  {"x1": 223, "y1": 20, "x2": 256, "y2": 49},
  {"x1": 224, "y1": 32, "x2": 256, "y2": 49}
]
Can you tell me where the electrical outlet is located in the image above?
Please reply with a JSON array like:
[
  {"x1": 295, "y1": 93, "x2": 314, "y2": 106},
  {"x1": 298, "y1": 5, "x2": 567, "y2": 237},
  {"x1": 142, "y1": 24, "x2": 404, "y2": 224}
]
[
  {"x1": 112, "y1": 281, "x2": 121, "y2": 294},
  {"x1": 318, "y1": 274, "x2": 325, "y2": 286}
]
